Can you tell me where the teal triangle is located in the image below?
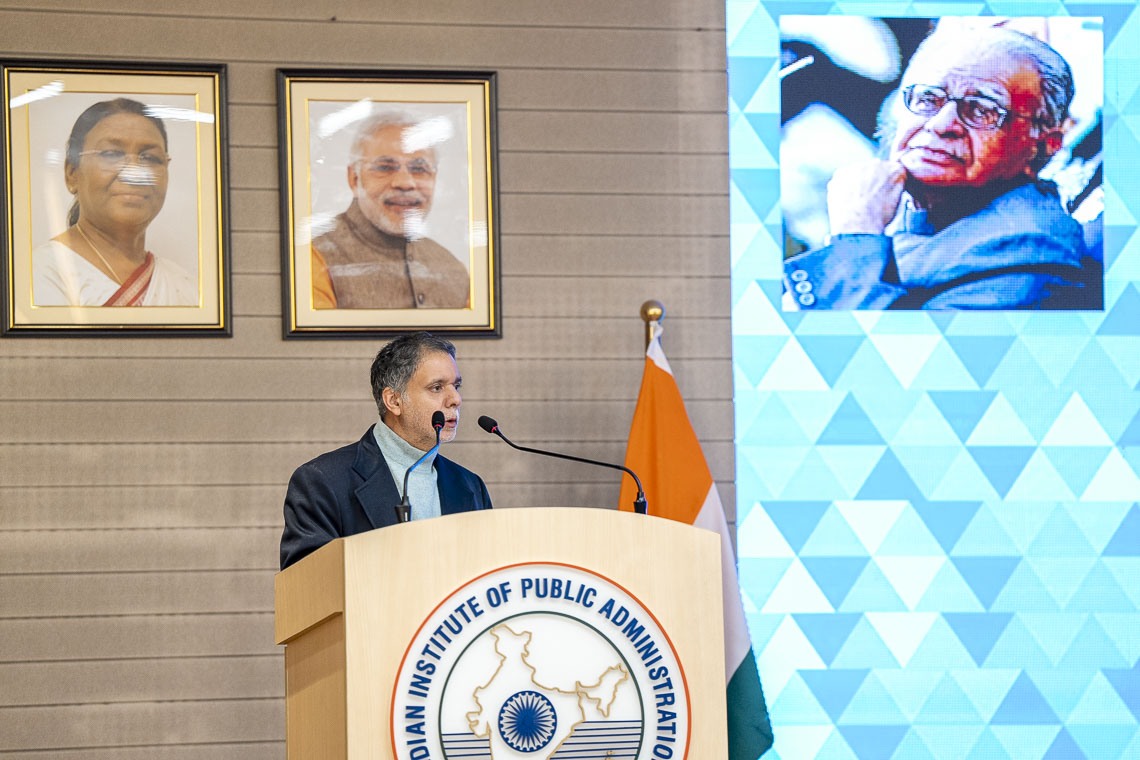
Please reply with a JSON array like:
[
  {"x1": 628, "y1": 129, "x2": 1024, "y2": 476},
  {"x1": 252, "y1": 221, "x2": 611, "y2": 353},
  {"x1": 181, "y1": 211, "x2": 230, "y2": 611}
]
[
  {"x1": 839, "y1": 673, "x2": 910, "y2": 724},
  {"x1": 953, "y1": 507, "x2": 1022, "y2": 556},
  {"x1": 1043, "y1": 728, "x2": 1088, "y2": 760},
  {"x1": 888, "y1": 732, "x2": 938, "y2": 760},
  {"x1": 907, "y1": 617, "x2": 981, "y2": 669},
  {"x1": 763, "y1": 500, "x2": 830, "y2": 553},
  {"x1": 727, "y1": 56, "x2": 771, "y2": 110},
  {"x1": 839, "y1": 561, "x2": 908, "y2": 612},
  {"x1": 944, "y1": 613, "x2": 1014, "y2": 667},
  {"x1": 801, "y1": 557, "x2": 871, "y2": 608},
  {"x1": 743, "y1": 113, "x2": 782, "y2": 171},
  {"x1": 738, "y1": 558, "x2": 794, "y2": 601},
  {"x1": 915, "y1": 563, "x2": 986, "y2": 612},
  {"x1": 856, "y1": 450, "x2": 925, "y2": 502},
  {"x1": 734, "y1": 336, "x2": 789, "y2": 387},
  {"x1": 1096, "y1": 3, "x2": 1140, "y2": 53},
  {"x1": 835, "y1": 725, "x2": 909, "y2": 760},
  {"x1": 989, "y1": 562, "x2": 1062, "y2": 612},
  {"x1": 797, "y1": 336, "x2": 867, "y2": 386},
  {"x1": 800, "y1": 668, "x2": 870, "y2": 723},
  {"x1": 817, "y1": 395, "x2": 885, "y2": 445},
  {"x1": 990, "y1": 726, "x2": 1064, "y2": 759},
  {"x1": 945, "y1": 335, "x2": 1017, "y2": 386},
  {"x1": 983, "y1": 615, "x2": 1055, "y2": 668},
  {"x1": 913, "y1": 499, "x2": 982, "y2": 553},
  {"x1": 1041, "y1": 447, "x2": 1113, "y2": 498},
  {"x1": 966, "y1": 728, "x2": 1013, "y2": 759},
  {"x1": 769, "y1": 671, "x2": 832, "y2": 725},
  {"x1": 913, "y1": 725, "x2": 987, "y2": 760},
  {"x1": 831, "y1": 617, "x2": 901, "y2": 669},
  {"x1": 1067, "y1": 725, "x2": 1138, "y2": 760},
  {"x1": 928, "y1": 390, "x2": 999, "y2": 438},
  {"x1": 951, "y1": 556, "x2": 1020, "y2": 609},
  {"x1": 1067, "y1": 561, "x2": 1137, "y2": 613},
  {"x1": 734, "y1": 168, "x2": 780, "y2": 221},
  {"x1": 1025, "y1": 507, "x2": 1098, "y2": 558},
  {"x1": 792, "y1": 613, "x2": 861, "y2": 666},
  {"x1": 913, "y1": 673, "x2": 984, "y2": 724},
  {"x1": 966, "y1": 447, "x2": 1037, "y2": 498},
  {"x1": 1103, "y1": 662, "x2": 1140, "y2": 722},
  {"x1": 990, "y1": 672, "x2": 1060, "y2": 725},
  {"x1": 1103, "y1": 504, "x2": 1140, "y2": 556},
  {"x1": 1115, "y1": 409, "x2": 1140, "y2": 446},
  {"x1": 800, "y1": 507, "x2": 870, "y2": 556}
]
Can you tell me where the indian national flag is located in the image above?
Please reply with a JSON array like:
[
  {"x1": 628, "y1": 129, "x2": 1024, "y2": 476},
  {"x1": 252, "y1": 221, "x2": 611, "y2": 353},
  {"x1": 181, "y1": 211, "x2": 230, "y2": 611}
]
[{"x1": 619, "y1": 322, "x2": 773, "y2": 759}]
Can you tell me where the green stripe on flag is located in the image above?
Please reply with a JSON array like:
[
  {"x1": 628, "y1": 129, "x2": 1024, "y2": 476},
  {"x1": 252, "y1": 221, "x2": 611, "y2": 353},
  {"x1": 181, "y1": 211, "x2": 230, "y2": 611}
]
[{"x1": 727, "y1": 648, "x2": 774, "y2": 759}]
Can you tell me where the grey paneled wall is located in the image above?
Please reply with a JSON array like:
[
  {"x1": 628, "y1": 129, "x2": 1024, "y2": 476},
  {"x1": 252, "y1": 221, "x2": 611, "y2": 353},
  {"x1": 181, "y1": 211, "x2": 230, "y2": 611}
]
[{"x1": 0, "y1": 1, "x2": 732, "y2": 756}]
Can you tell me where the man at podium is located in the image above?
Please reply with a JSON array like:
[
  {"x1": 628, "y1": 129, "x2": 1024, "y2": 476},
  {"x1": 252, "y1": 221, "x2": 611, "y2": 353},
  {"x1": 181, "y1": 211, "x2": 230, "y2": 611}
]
[{"x1": 280, "y1": 332, "x2": 493, "y2": 569}]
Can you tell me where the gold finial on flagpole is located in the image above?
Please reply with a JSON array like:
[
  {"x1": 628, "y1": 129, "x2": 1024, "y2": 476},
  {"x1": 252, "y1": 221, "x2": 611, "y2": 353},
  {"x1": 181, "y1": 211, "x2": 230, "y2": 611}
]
[{"x1": 640, "y1": 299, "x2": 665, "y2": 349}]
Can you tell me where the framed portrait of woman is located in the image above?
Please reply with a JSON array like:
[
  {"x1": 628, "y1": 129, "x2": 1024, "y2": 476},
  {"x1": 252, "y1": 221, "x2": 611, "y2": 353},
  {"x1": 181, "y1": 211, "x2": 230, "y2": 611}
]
[
  {"x1": 277, "y1": 69, "x2": 500, "y2": 339},
  {"x1": 1, "y1": 61, "x2": 230, "y2": 336}
]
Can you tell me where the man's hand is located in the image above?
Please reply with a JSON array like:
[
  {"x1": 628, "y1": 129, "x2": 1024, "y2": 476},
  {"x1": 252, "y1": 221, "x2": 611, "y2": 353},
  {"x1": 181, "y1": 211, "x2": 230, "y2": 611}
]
[{"x1": 826, "y1": 158, "x2": 908, "y2": 236}]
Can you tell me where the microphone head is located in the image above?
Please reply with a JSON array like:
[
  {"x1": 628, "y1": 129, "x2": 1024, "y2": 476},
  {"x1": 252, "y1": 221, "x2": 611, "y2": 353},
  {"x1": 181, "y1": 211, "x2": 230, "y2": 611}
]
[
  {"x1": 477, "y1": 415, "x2": 498, "y2": 434},
  {"x1": 431, "y1": 411, "x2": 445, "y2": 431}
]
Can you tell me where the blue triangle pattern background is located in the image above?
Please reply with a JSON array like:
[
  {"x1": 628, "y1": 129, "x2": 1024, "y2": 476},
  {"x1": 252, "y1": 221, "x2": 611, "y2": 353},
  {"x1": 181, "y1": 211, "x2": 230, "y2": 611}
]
[{"x1": 730, "y1": 1, "x2": 1140, "y2": 757}]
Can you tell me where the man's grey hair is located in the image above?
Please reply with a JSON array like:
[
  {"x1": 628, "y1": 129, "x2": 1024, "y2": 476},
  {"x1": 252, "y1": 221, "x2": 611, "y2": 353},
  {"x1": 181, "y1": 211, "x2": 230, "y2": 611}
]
[
  {"x1": 349, "y1": 110, "x2": 437, "y2": 164},
  {"x1": 907, "y1": 25, "x2": 1074, "y2": 132},
  {"x1": 370, "y1": 332, "x2": 457, "y2": 418}
]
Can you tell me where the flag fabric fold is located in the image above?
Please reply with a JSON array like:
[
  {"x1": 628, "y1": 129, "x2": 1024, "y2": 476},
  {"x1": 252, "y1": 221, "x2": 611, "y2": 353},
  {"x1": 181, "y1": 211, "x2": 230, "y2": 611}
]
[{"x1": 619, "y1": 321, "x2": 773, "y2": 759}]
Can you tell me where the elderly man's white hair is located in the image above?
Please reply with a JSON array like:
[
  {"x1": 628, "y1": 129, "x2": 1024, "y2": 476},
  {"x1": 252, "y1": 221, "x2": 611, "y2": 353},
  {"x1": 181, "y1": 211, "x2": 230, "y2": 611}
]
[{"x1": 349, "y1": 110, "x2": 451, "y2": 162}]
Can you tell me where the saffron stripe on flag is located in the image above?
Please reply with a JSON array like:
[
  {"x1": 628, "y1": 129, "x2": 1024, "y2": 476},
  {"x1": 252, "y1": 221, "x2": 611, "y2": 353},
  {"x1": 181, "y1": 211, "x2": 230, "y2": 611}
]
[{"x1": 619, "y1": 322, "x2": 773, "y2": 759}]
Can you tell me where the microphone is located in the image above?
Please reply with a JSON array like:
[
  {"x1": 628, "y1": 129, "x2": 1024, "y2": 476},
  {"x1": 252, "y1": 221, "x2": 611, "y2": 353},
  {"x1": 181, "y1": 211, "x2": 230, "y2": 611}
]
[
  {"x1": 478, "y1": 415, "x2": 648, "y2": 515},
  {"x1": 395, "y1": 410, "x2": 446, "y2": 524}
]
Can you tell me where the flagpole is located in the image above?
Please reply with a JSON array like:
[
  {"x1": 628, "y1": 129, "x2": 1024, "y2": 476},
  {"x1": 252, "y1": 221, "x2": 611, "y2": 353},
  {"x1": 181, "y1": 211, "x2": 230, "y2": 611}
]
[{"x1": 639, "y1": 299, "x2": 664, "y2": 350}]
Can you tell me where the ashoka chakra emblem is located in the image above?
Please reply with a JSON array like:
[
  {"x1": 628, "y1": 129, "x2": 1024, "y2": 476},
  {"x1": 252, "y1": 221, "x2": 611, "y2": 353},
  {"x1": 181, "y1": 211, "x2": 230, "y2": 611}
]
[{"x1": 497, "y1": 690, "x2": 557, "y2": 752}]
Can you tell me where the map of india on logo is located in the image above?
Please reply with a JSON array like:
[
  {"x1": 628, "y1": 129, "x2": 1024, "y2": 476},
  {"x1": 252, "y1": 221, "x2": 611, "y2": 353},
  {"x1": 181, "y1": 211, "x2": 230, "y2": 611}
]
[{"x1": 466, "y1": 624, "x2": 631, "y2": 757}]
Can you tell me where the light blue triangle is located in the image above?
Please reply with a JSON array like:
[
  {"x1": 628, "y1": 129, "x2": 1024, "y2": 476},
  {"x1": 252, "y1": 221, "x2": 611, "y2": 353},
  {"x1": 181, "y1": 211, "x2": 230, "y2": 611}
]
[
  {"x1": 1103, "y1": 504, "x2": 1140, "y2": 556},
  {"x1": 990, "y1": 726, "x2": 1063, "y2": 759},
  {"x1": 801, "y1": 507, "x2": 871, "y2": 556},
  {"x1": 965, "y1": 728, "x2": 1013, "y2": 760},
  {"x1": 913, "y1": 500, "x2": 982, "y2": 554},
  {"x1": 835, "y1": 725, "x2": 909, "y2": 760},
  {"x1": 817, "y1": 394, "x2": 885, "y2": 445},
  {"x1": 1040, "y1": 447, "x2": 1114, "y2": 497},
  {"x1": 915, "y1": 563, "x2": 986, "y2": 612},
  {"x1": 1067, "y1": 724, "x2": 1139, "y2": 760},
  {"x1": 838, "y1": 672, "x2": 910, "y2": 724},
  {"x1": 945, "y1": 335, "x2": 1017, "y2": 387},
  {"x1": 830, "y1": 616, "x2": 900, "y2": 669},
  {"x1": 1067, "y1": 560, "x2": 1138, "y2": 612},
  {"x1": 838, "y1": 561, "x2": 908, "y2": 613},
  {"x1": 943, "y1": 613, "x2": 1014, "y2": 667},
  {"x1": 985, "y1": 615, "x2": 1056, "y2": 668},
  {"x1": 763, "y1": 500, "x2": 830, "y2": 553},
  {"x1": 951, "y1": 556, "x2": 1021, "y2": 609},
  {"x1": 792, "y1": 612, "x2": 862, "y2": 666},
  {"x1": 966, "y1": 447, "x2": 1038, "y2": 498},
  {"x1": 914, "y1": 673, "x2": 985, "y2": 725},
  {"x1": 800, "y1": 668, "x2": 871, "y2": 723},
  {"x1": 990, "y1": 672, "x2": 1061, "y2": 724},
  {"x1": 912, "y1": 725, "x2": 987, "y2": 760},
  {"x1": 928, "y1": 391, "x2": 998, "y2": 442},
  {"x1": 876, "y1": 508, "x2": 947, "y2": 556},
  {"x1": 1025, "y1": 507, "x2": 1099, "y2": 558},
  {"x1": 770, "y1": 671, "x2": 834, "y2": 725},
  {"x1": 906, "y1": 617, "x2": 979, "y2": 670},
  {"x1": 1068, "y1": 672, "x2": 1138, "y2": 725},
  {"x1": 952, "y1": 507, "x2": 1021, "y2": 556},
  {"x1": 953, "y1": 669, "x2": 1020, "y2": 724},
  {"x1": 801, "y1": 557, "x2": 871, "y2": 608},
  {"x1": 988, "y1": 561, "x2": 1063, "y2": 613},
  {"x1": 1058, "y1": 616, "x2": 1129, "y2": 670}
]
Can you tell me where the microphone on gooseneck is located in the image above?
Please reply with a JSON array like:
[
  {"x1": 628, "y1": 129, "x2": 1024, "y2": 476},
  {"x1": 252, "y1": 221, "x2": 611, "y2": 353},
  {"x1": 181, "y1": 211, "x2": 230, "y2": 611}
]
[
  {"x1": 395, "y1": 411, "x2": 446, "y2": 524},
  {"x1": 477, "y1": 415, "x2": 648, "y2": 515}
]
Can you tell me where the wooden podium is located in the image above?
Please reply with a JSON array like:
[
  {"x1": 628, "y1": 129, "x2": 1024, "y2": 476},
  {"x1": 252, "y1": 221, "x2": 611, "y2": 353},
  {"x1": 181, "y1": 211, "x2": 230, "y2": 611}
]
[{"x1": 275, "y1": 507, "x2": 728, "y2": 758}]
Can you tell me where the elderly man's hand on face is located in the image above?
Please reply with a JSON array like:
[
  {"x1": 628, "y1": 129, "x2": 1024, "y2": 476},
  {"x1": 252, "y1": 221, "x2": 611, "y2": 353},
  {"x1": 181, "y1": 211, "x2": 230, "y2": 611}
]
[{"x1": 826, "y1": 158, "x2": 909, "y2": 236}]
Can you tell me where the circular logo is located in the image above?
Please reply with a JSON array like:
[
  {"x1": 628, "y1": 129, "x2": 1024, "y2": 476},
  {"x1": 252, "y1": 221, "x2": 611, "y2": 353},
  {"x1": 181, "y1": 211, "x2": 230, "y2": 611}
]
[
  {"x1": 498, "y1": 690, "x2": 557, "y2": 752},
  {"x1": 390, "y1": 563, "x2": 690, "y2": 759}
]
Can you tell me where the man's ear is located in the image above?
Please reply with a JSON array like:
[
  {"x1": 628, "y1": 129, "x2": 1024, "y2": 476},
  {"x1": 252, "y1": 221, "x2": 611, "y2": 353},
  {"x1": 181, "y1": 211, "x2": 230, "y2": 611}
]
[
  {"x1": 381, "y1": 387, "x2": 402, "y2": 418},
  {"x1": 347, "y1": 164, "x2": 360, "y2": 193}
]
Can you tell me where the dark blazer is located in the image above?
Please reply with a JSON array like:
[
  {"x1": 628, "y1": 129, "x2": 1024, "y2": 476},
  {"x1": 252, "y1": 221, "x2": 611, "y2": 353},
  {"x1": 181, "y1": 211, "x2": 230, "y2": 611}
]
[{"x1": 280, "y1": 426, "x2": 492, "y2": 569}]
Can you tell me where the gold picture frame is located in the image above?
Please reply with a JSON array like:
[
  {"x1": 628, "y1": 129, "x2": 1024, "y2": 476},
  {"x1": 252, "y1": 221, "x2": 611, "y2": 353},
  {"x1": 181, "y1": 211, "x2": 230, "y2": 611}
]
[
  {"x1": 1, "y1": 61, "x2": 230, "y2": 335},
  {"x1": 278, "y1": 69, "x2": 500, "y2": 338}
]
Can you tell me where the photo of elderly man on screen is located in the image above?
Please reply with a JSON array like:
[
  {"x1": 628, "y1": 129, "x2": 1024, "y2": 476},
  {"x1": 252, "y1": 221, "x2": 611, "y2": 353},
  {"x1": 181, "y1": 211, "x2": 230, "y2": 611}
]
[{"x1": 780, "y1": 17, "x2": 1103, "y2": 311}]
